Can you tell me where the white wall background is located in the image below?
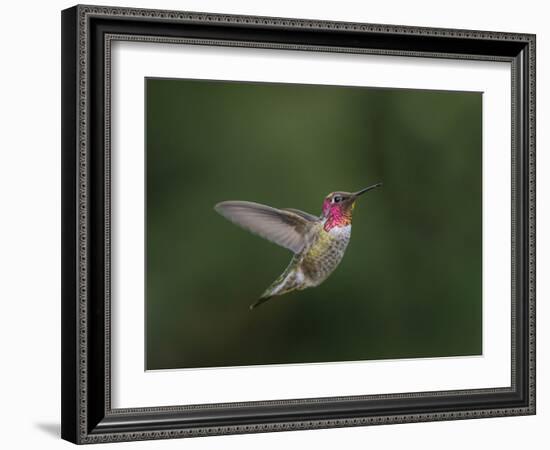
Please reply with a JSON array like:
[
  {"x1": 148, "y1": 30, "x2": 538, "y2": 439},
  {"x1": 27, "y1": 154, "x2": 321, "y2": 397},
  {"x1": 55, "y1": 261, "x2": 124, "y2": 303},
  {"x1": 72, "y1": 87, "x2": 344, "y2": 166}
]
[{"x1": 0, "y1": 0, "x2": 545, "y2": 448}]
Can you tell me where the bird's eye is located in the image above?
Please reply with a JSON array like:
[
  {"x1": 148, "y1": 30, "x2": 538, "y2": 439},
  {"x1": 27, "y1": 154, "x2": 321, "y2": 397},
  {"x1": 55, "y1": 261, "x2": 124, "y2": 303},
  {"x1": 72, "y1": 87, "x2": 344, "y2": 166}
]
[{"x1": 333, "y1": 196, "x2": 342, "y2": 203}]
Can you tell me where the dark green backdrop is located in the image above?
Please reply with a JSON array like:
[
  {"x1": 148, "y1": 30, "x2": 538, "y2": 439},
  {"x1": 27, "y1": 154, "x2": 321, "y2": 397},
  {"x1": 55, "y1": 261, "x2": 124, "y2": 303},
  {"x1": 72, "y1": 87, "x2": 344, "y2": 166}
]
[{"x1": 146, "y1": 78, "x2": 482, "y2": 370}]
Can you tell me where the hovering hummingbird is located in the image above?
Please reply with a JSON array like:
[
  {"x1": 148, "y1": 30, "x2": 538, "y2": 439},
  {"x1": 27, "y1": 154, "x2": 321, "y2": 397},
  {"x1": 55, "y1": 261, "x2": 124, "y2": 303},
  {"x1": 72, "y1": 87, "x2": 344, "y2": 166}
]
[{"x1": 215, "y1": 183, "x2": 382, "y2": 309}]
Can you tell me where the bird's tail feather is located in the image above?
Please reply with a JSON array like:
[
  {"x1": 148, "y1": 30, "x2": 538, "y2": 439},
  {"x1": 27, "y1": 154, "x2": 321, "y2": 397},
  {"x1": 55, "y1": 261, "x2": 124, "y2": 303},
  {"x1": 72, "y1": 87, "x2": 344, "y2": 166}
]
[
  {"x1": 249, "y1": 295, "x2": 273, "y2": 310},
  {"x1": 249, "y1": 262, "x2": 301, "y2": 310}
]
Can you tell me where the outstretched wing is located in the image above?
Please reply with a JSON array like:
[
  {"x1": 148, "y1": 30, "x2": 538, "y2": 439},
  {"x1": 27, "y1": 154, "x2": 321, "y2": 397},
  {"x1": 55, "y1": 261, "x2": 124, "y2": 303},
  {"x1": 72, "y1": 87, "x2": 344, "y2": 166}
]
[
  {"x1": 214, "y1": 201, "x2": 316, "y2": 253},
  {"x1": 281, "y1": 208, "x2": 319, "y2": 222}
]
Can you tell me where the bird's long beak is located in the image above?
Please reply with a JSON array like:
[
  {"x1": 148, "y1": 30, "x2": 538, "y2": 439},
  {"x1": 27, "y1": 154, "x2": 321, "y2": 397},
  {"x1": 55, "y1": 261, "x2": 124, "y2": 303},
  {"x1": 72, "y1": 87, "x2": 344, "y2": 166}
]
[{"x1": 353, "y1": 182, "x2": 382, "y2": 198}]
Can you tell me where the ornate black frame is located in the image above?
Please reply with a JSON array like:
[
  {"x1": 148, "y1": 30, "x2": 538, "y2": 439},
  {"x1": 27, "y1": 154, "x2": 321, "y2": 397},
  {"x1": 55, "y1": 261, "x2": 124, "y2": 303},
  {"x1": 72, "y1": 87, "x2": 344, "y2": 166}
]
[{"x1": 61, "y1": 4, "x2": 536, "y2": 444}]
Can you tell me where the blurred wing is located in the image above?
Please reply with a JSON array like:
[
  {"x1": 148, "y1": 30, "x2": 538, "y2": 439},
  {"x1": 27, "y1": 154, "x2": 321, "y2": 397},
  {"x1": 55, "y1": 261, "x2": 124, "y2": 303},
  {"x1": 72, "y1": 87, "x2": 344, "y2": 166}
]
[
  {"x1": 281, "y1": 208, "x2": 319, "y2": 222},
  {"x1": 214, "y1": 201, "x2": 314, "y2": 253}
]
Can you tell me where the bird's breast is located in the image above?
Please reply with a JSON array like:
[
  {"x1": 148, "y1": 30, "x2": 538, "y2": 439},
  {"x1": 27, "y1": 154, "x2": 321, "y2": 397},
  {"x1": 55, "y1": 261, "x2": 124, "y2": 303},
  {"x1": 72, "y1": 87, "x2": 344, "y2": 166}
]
[
  {"x1": 327, "y1": 223, "x2": 352, "y2": 240},
  {"x1": 300, "y1": 224, "x2": 351, "y2": 286}
]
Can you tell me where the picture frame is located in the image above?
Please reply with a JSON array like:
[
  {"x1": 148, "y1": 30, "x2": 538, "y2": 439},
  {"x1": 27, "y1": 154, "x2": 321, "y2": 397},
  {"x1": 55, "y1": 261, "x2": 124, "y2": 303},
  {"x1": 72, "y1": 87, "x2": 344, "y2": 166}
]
[{"x1": 61, "y1": 4, "x2": 536, "y2": 444}]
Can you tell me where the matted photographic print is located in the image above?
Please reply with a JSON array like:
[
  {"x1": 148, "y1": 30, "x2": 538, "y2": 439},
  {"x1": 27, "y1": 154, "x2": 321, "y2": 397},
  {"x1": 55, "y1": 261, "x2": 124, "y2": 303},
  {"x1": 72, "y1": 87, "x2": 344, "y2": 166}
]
[
  {"x1": 62, "y1": 6, "x2": 535, "y2": 443},
  {"x1": 145, "y1": 78, "x2": 482, "y2": 371}
]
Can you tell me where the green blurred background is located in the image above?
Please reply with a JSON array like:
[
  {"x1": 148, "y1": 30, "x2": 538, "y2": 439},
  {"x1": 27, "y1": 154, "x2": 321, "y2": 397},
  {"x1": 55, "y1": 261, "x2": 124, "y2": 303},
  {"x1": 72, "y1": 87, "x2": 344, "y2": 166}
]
[{"x1": 146, "y1": 78, "x2": 482, "y2": 370}]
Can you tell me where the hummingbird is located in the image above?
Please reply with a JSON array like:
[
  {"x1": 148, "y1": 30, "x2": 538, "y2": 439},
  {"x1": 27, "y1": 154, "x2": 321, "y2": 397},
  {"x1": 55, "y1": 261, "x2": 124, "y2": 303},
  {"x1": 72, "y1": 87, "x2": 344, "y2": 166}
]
[{"x1": 214, "y1": 183, "x2": 382, "y2": 309}]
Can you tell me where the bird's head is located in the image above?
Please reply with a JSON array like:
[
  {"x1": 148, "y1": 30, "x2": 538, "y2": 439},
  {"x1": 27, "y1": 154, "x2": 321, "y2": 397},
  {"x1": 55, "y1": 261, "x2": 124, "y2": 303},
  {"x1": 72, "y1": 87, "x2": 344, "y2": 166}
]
[{"x1": 321, "y1": 183, "x2": 382, "y2": 228}]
